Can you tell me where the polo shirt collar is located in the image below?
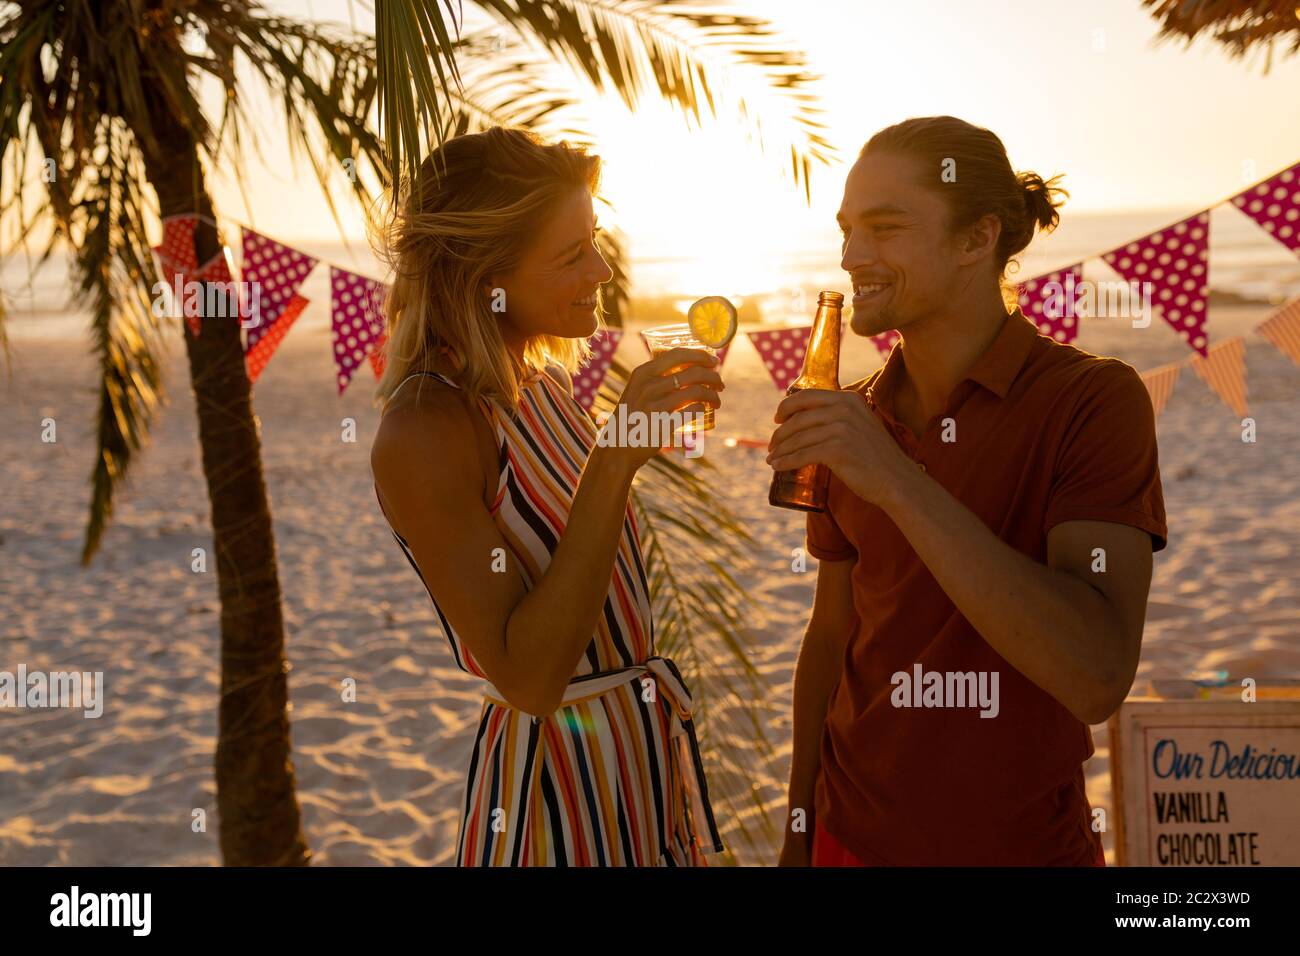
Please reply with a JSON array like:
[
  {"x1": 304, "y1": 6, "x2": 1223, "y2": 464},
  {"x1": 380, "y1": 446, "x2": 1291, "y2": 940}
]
[
  {"x1": 871, "y1": 307, "x2": 1039, "y2": 411},
  {"x1": 964, "y1": 307, "x2": 1039, "y2": 398}
]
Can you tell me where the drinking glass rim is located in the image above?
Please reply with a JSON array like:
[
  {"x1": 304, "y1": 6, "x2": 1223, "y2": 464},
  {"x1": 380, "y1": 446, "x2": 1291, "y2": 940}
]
[{"x1": 640, "y1": 322, "x2": 709, "y2": 347}]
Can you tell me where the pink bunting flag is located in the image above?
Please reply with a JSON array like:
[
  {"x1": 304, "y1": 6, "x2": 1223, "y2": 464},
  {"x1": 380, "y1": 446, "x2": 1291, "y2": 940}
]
[
  {"x1": 1017, "y1": 263, "x2": 1085, "y2": 344},
  {"x1": 330, "y1": 267, "x2": 388, "y2": 395},
  {"x1": 870, "y1": 329, "x2": 900, "y2": 359},
  {"x1": 1255, "y1": 296, "x2": 1300, "y2": 368},
  {"x1": 241, "y1": 229, "x2": 318, "y2": 382},
  {"x1": 1140, "y1": 364, "x2": 1181, "y2": 419},
  {"x1": 572, "y1": 328, "x2": 621, "y2": 410},
  {"x1": 1190, "y1": 337, "x2": 1248, "y2": 418},
  {"x1": 1101, "y1": 211, "x2": 1211, "y2": 356},
  {"x1": 748, "y1": 326, "x2": 811, "y2": 392},
  {"x1": 1230, "y1": 161, "x2": 1300, "y2": 257}
]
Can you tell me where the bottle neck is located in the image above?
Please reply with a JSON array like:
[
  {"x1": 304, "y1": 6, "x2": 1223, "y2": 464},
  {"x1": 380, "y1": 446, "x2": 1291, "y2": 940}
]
[{"x1": 791, "y1": 302, "x2": 842, "y2": 391}]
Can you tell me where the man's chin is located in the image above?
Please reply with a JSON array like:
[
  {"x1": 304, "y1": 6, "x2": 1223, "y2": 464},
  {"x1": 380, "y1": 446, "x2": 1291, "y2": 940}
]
[{"x1": 849, "y1": 308, "x2": 895, "y2": 338}]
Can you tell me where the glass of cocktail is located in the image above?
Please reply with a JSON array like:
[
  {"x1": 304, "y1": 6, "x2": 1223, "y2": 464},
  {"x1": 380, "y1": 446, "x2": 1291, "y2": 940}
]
[
  {"x1": 640, "y1": 323, "x2": 718, "y2": 434},
  {"x1": 638, "y1": 296, "x2": 738, "y2": 437}
]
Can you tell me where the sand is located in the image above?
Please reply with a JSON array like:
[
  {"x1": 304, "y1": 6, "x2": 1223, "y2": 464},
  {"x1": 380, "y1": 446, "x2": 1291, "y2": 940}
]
[{"x1": 1, "y1": 303, "x2": 1296, "y2": 865}]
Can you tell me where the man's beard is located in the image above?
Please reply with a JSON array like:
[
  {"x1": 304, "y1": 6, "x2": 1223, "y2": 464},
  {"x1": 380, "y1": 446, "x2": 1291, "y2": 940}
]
[{"x1": 849, "y1": 303, "x2": 897, "y2": 338}]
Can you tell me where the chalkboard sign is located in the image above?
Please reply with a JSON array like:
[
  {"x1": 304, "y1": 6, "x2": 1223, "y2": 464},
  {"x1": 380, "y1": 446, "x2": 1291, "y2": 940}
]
[{"x1": 1109, "y1": 687, "x2": 1300, "y2": 866}]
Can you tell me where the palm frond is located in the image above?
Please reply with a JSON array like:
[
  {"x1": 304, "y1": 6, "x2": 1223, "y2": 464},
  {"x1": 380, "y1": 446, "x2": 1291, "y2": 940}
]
[
  {"x1": 1141, "y1": 0, "x2": 1300, "y2": 69},
  {"x1": 472, "y1": 0, "x2": 836, "y2": 200},
  {"x1": 595, "y1": 223, "x2": 631, "y2": 329},
  {"x1": 374, "y1": 0, "x2": 465, "y2": 189},
  {"x1": 0, "y1": 3, "x2": 167, "y2": 562},
  {"x1": 193, "y1": 11, "x2": 390, "y2": 239},
  {"x1": 74, "y1": 120, "x2": 166, "y2": 565},
  {"x1": 429, "y1": 29, "x2": 587, "y2": 140}
]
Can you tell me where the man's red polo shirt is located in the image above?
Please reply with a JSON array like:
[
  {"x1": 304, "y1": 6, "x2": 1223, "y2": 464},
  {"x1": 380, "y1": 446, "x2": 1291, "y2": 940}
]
[{"x1": 806, "y1": 307, "x2": 1168, "y2": 865}]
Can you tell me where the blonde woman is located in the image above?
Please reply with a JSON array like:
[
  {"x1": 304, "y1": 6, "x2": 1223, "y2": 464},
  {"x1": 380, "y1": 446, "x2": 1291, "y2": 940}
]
[{"x1": 370, "y1": 127, "x2": 725, "y2": 866}]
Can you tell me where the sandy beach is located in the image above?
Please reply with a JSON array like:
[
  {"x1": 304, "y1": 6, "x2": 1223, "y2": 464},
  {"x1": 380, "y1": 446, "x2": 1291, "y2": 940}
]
[{"x1": 1, "y1": 301, "x2": 1297, "y2": 865}]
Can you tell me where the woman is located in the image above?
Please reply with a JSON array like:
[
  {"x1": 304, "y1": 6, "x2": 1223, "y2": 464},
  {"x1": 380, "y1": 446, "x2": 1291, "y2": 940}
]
[{"x1": 370, "y1": 127, "x2": 725, "y2": 866}]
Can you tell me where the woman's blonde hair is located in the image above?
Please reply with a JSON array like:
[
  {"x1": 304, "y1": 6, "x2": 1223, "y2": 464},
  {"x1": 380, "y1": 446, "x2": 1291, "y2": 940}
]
[{"x1": 371, "y1": 127, "x2": 602, "y2": 411}]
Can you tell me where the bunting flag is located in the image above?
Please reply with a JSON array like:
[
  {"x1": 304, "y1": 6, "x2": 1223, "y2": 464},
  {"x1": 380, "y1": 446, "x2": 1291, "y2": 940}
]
[
  {"x1": 194, "y1": 243, "x2": 233, "y2": 283},
  {"x1": 748, "y1": 326, "x2": 811, "y2": 392},
  {"x1": 368, "y1": 332, "x2": 388, "y2": 379},
  {"x1": 153, "y1": 215, "x2": 200, "y2": 336},
  {"x1": 1102, "y1": 211, "x2": 1211, "y2": 356},
  {"x1": 246, "y1": 296, "x2": 308, "y2": 384},
  {"x1": 870, "y1": 329, "x2": 900, "y2": 359},
  {"x1": 572, "y1": 328, "x2": 621, "y2": 410},
  {"x1": 330, "y1": 267, "x2": 388, "y2": 395},
  {"x1": 154, "y1": 214, "x2": 198, "y2": 275},
  {"x1": 1190, "y1": 337, "x2": 1249, "y2": 417},
  {"x1": 1230, "y1": 161, "x2": 1300, "y2": 257},
  {"x1": 1018, "y1": 263, "x2": 1085, "y2": 343},
  {"x1": 241, "y1": 229, "x2": 319, "y2": 384},
  {"x1": 1140, "y1": 363, "x2": 1181, "y2": 419},
  {"x1": 1255, "y1": 296, "x2": 1300, "y2": 367}
]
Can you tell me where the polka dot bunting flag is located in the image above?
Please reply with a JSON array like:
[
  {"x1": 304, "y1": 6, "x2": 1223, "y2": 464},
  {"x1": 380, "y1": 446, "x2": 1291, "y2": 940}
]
[
  {"x1": 1018, "y1": 263, "x2": 1085, "y2": 344},
  {"x1": 153, "y1": 215, "x2": 200, "y2": 336},
  {"x1": 1102, "y1": 211, "x2": 1211, "y2": 356},
  {"x1": 241, "y1": 229, "x2": 318, "y2": 382},
  {"x1": 748, "y1": 326, "x2": 812, "y2": 392},
  {"x1": 154, "y1": 215, "x2": 198, "y2": 278},
  {"x1": 571, "y1": 328, "x2": 621, "y2": 410},
  {"x1": 1230, "y1": 161, "x2": 1300, "y2": 258},
  {"x1": 246, "y1": 295, "x2": 308, "y2": 385},
  {"x1": 330, "y1": 267, "x2": 389, "y2": 395}
]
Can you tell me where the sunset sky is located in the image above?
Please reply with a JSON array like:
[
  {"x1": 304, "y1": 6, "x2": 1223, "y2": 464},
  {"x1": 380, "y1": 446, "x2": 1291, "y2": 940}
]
[
  {"x1": 6, "y1": 0, "x2": 1300, "y2": 298},
  {"x1": 207, "y1": 0, "x2": 1300, "y2": 294}
]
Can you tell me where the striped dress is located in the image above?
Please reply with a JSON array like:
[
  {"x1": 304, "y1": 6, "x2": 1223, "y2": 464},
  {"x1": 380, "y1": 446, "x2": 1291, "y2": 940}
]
[{"x1": 378, "y1": 367, "x2": 724, "y2": 866}]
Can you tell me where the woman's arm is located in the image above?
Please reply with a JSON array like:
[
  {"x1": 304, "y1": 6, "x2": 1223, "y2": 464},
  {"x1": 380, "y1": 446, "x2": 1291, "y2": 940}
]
[{"x1": 372, "y1": 348, "x2": 722, "y2": 716}]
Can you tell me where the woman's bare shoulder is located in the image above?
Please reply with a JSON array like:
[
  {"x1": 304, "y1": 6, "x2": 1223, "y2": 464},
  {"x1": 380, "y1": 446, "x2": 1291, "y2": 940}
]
[
  {"x1": 371, "y1": 375, "x2": 481, "y2": 484},
  {"x1": 543, "y1": 362, "x2": 573, "y2": 395}
]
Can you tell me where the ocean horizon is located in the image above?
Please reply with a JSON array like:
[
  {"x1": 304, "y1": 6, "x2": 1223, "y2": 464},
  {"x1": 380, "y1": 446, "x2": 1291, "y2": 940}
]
[{"x1": 4, "y1": 206, "x2": 1298, "y2": 341}]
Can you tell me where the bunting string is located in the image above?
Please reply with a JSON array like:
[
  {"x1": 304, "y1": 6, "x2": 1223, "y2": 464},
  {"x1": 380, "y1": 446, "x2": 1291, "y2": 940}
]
[{"x1": 151, "y1": 156, "x2": 1300, "y2": 409}]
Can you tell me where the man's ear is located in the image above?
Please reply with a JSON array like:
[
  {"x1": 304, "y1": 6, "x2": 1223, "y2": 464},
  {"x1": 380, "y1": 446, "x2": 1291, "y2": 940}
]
[{"x1": 958, "y1": 213, "x2": 1001, "y2": 265}]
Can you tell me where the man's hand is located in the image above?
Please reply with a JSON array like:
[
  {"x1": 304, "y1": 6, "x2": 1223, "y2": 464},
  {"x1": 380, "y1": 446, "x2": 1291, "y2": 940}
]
[{"x1": 766, "y1": 388, "x2": 914, "y2": 506}]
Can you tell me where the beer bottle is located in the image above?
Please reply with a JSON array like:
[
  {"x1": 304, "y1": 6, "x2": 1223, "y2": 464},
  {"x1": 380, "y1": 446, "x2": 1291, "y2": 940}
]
[{"x1": 768, "y1": 291, "x2": 843, "y2": 513}]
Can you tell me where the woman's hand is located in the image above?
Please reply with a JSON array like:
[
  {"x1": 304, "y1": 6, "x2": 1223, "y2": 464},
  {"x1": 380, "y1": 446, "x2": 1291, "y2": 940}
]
[{"x1": 600, "y1": 346, "x2": 723, "y2": 468}]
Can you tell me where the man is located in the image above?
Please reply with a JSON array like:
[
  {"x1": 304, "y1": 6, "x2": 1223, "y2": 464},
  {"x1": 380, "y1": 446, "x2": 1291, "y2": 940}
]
[{"x1": 768, "y1": 116, "x2": 1167, "y2": 866}]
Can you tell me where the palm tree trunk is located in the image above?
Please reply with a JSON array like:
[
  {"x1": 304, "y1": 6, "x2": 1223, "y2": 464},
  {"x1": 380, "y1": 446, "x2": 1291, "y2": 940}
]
[{"x1": 139, "y1": 98, "x2": 311, "y2": 867}]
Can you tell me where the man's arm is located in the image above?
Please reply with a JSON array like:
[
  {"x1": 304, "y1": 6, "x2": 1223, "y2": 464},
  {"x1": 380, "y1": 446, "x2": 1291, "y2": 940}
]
[
  {"x1": 878, "y1": 477, "x2": 1151, "y2": 724},
  {"x1": 780, "y1": 557, "x2": 857, "y2": 866},
  {"x1": 767, "y1": 388, "x2": 1155, "y2": 726}
]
